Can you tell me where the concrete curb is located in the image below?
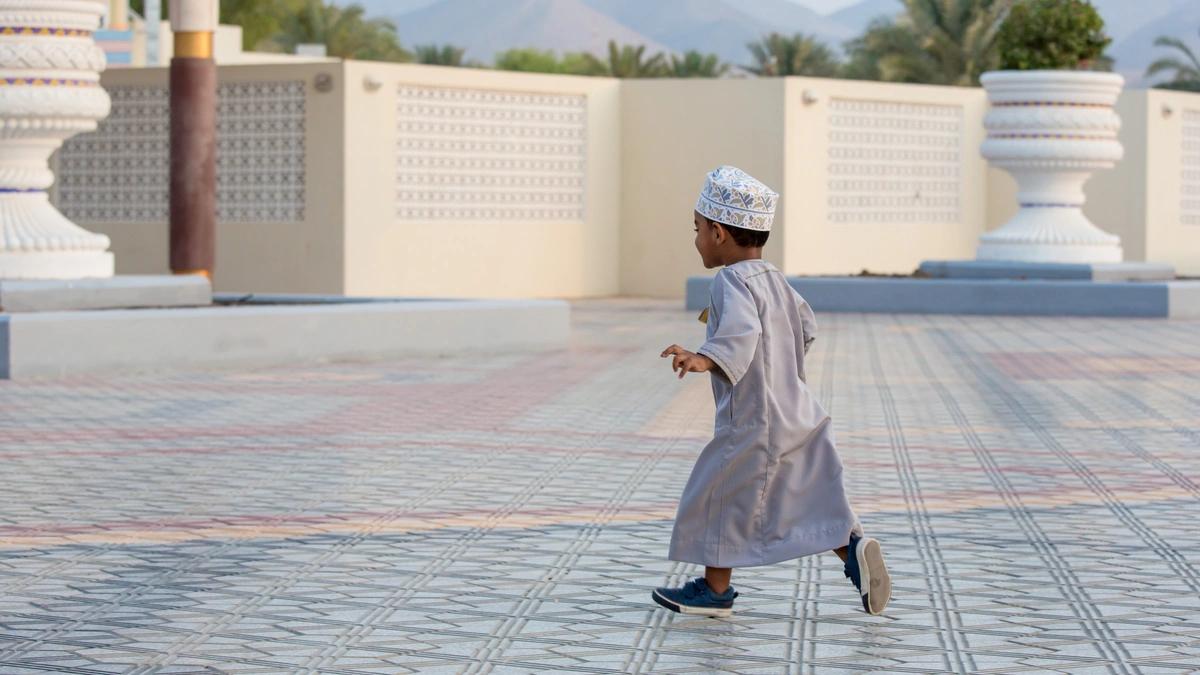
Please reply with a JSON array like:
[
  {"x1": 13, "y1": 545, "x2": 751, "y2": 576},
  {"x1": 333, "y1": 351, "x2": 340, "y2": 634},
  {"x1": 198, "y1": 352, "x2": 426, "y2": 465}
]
[
  {"x1": 686, "y1": 276, "x2": 1200, "y2": 319},
  {"x1": 0, "y1": 299, "x2": 570, "y2": 379},
  {"x1": 918, "y1": 260, "x2": 1176, "y2": 282},
  {"x1": 0, "y1": 275, "x2": 212, "y2": 312}
]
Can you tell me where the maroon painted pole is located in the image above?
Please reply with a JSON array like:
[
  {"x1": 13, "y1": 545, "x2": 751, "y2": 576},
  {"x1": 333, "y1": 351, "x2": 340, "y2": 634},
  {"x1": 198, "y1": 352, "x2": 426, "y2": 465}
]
[{"x1": 168, "y1": 1, "x2": 217, "y2": 278}]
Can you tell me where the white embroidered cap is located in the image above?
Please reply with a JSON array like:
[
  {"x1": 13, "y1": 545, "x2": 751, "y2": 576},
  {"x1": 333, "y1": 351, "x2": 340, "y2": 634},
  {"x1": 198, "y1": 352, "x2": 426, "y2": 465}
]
[{"x1": 695, "y1": 165, "x2": 778, "y2": 232}]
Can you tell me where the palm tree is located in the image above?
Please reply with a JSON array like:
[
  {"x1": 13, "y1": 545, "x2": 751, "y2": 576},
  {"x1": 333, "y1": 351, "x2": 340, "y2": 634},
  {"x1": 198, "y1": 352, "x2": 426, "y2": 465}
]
[
  {"x1": 669, "y1": 50, "x2": 730, "y2": 78},
  {"x1": 493, "y1": 49, "x2": 606, "y2": 76},
  {"x1": 494, "y1": 48, "x2": 562, "y2": 73},
  {"x1": 219, "y1": 0, "x2": 304, "y2": 51},
  {"x1": 278, "y1": 0, "x2": 411, "y2": 62},
  {"x1": 561, "y1": 52, "x2": 609, "y2": 76},
  {"x1": 746, "y1": 33, "x2": 840, "y2": 77},
  {"x1": 843, "y1": 18, "x2": 941, "y2": 82},
  {"x1": 415, "y1": 44, "x2": 467, "y2": 67},
  {"x1": 606, "y1": 41, "x2": 668, "y2": 78},
  {"x1": 1146, "y1": 30, "x2": 1200, "y2": 91},
  {"x1": 843, "y1": 0, "x2": 1012, "y2": 86}
]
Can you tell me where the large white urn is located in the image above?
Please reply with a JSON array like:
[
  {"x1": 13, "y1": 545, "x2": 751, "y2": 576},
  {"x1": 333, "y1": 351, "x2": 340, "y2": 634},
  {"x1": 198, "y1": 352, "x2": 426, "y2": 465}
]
[
  {"x1": 978, "y1": 70, "x2": 1124, "y2": 263},
  {"x1": 0, "y1": 0, "x2": 113, "y2": 279}
]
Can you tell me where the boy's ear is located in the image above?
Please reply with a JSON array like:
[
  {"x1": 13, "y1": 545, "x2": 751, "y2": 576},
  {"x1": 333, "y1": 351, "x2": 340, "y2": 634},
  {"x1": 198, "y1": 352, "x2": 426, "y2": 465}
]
[{"x1": 711, "y1": 221, "x2": 726, "y2": 243}]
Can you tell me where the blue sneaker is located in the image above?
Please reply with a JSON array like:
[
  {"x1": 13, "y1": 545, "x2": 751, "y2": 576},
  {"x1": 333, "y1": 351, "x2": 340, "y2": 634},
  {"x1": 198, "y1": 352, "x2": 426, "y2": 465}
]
[
  {"x1": 652, "y1": 578, "x2": 738, "y2": 618},
  {"x1": 845, "y1": 534, "x2": 891, "y2": 615}
]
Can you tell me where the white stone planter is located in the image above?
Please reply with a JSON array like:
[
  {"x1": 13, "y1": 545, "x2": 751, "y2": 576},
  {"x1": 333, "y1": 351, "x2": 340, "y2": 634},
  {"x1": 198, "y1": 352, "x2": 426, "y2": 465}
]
[
  {"x1": 978, "y1": 70, "x2": 1125, "y2": 263},
  {"x1": 0, "y1": 0, "x2": 113, "y2": 279}
]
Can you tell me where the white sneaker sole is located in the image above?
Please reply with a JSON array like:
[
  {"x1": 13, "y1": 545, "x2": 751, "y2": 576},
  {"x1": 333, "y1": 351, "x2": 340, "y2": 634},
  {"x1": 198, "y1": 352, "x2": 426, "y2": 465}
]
[
  {"x1": 652, "y1": 589, "x2": 734, "y2": 618},
  {"x1": 856, "y1": 537, "x2": 891, "y2": 615}
]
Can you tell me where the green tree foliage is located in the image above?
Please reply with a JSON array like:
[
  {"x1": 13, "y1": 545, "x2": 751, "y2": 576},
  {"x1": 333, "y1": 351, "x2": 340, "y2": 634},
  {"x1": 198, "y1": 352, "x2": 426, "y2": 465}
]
[
  {"x1": 129, "y1": 0, "x2": 161, "y2": 18},
  {"x1": 135, "y1": 0, "x2": 412, "y2": 59},
  {"x1": 222, "y1": 0, "x2": 306, "y2": 51},
  {"x1": 996, "y1": 0, "x2": 1110, "y2": 70},
  {"x1": 746, "y1": 33, "x2": 840, "y2": 76},
  {"x1": 669, "y1": 50, "x2": 730, "y2": 78},
  {"x1": 560, "y1": 52, "x2": 609, "y2": 76},
  {"x1": 275, "y1": 0, "x2": 411, "y2": 61},
  {"x1": 414, "y1": 44, "x2": 468, "y2": 67},
  {"x1": 493, "y1": 42, "x2": 669, "y2": 78},
  {"x1": 606, "y1": 42, "x2": 668, "y2": 78},
  {"x1": 494, "y1": 48, "x2": 562, "y2": 73},
  {"x1": 843, "y1": 0, "x2": 1012, "y2": 85},
  {"x1": 133, "y1": 0, "x2": 305, "y2": 52},
  {"x1": 1145, "y1": 30, "x2": 1200, "y2": 91},
  {"x1": 492, "y1": 48, "x2": 598, "y2": 74}
]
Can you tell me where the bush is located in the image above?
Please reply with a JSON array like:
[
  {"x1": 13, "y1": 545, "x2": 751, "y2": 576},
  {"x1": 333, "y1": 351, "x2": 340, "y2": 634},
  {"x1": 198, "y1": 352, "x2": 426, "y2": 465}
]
[{"x1": 996, "y1": 0, "x2": 1110, "y2": 71}]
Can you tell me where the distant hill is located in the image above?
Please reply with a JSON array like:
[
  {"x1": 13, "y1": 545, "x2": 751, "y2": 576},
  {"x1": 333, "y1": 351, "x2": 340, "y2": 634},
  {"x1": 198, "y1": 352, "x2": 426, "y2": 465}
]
[
  {"x1": 1110, "y1": 0, "x2": 1200, "y2": 86},
  {"x1": 1089, "y1": 0, "x2": 1184, "y2": 44},
  {"x1": 719, "y1": 0, "x2": 855, "y2": 43},
  {"x1": 829, "y1": 0, "x2": 903, "y2": 36},
  {"x1": 582, "y1": 0, "x2": 850, "y2": 64},
  {"x1": 346, "y1": 0, "x2": 439, "y2": 18},
  {"x1": 388, "y1": 0, "x2": 670, "y2": 63}
]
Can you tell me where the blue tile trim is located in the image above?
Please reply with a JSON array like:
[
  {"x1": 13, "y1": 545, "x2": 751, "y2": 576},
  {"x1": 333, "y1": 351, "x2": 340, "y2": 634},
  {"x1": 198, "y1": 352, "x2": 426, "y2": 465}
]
[
  {"x1": 685, "y1": 276, "x2": 1170, "y2": 317},
  {"x1": 919, "y1": 260, "x2": 1095, "y2": 280},
  {"x1": 0, "y1": 315, "x2": 9, "y2": 380}
]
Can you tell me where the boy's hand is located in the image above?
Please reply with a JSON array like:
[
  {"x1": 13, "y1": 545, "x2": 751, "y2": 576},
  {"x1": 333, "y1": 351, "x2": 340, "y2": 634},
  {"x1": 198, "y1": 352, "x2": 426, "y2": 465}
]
[{"x1": 661, "y1": 345, "x2": 715, "y2": 379}]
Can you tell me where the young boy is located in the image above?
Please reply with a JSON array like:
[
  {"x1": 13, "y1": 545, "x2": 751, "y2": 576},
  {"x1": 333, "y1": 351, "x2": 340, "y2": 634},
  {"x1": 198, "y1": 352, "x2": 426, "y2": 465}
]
[{"x1": 653, "y1": 166, "x2": 891, "y2": 618}]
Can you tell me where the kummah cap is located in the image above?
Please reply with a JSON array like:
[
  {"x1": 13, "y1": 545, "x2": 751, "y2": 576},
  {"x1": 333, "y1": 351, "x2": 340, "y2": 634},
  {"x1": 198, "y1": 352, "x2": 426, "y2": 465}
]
[{"x1": 695, "y1": 165, "x2": 779, "y2": 232}]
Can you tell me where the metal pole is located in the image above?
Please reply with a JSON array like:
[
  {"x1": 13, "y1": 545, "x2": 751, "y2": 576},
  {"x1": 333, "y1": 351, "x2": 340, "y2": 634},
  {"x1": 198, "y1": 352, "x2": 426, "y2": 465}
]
[
  {"x1": 145, "y1": 0, "x2": 160, "y2": 66},
  {"x1": 168, "y1": 0, "x2": 217, "y2": 278},
  {"x1": 109, "y1": 0, "x2": 129, "y2": 30}
]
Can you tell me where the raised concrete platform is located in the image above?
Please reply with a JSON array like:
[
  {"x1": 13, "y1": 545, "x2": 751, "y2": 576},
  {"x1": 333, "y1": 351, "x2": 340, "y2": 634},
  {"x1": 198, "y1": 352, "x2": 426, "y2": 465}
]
[
  {"x1": 0, "y1": 298, "x2": 568, "y2": 379},
  {"x1": 0, "y1": 275, "x2": 212, "y2": 312},
  {"x1": 686, "y1": 275, "x2": 1200, "y2": 319},
  {"x1": 214, "y1": 292, "x2": 448, "y2": 305},
  {"x1": 918, "y1": 260, "x2": 1176, "y2": 282}
]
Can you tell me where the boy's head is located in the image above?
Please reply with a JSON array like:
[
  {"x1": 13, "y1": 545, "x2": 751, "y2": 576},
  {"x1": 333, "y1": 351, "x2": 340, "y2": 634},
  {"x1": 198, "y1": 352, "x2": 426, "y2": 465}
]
[{"x1": 693, "y1": 166, "x2": 778, "y2": 269}]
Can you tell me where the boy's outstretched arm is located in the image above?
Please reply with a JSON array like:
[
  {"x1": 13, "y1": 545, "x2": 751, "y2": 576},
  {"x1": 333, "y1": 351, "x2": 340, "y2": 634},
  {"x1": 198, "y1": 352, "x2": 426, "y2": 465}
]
[{"x1": 661, "y1": 345, "x2": 717, "y2": 379}]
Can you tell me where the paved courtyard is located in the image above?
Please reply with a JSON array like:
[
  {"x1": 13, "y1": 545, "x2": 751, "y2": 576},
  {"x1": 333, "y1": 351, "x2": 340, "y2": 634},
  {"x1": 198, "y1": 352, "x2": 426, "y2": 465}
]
[{"x1": 2, "y1": 300, "x2": 1199, "y2": 674}]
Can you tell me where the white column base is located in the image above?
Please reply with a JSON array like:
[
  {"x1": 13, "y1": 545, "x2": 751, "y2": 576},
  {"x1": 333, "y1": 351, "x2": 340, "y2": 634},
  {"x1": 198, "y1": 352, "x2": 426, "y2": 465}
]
[
  {"x1": 0, "y1": 250, "x2": 114, "y2": 280},
  {"x1": 976, "y1": 241, "x2": 1123, "y2": 264},
  {"x1": 976, "y1": 206, "x2": 1123, "y2": 264},
  {"x1": 0, "y1": 192, "x2": 115, "y2": 279}
]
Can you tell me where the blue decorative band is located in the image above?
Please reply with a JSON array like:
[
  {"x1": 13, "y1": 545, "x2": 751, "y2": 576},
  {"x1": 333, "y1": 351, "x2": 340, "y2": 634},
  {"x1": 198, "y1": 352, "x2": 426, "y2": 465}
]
[
  {"x1": 1020, "y1": 202, "x2": 1082, "y2": 208},
  {"x1": 0, "y1": 188, "x2": 46, "y2": 194},
  {"x1": 0, "y1": 27, "x2": 91, "y2": 37},
  {"x1": 1, "y1": 77, "x2": 96, "y2": 87}
]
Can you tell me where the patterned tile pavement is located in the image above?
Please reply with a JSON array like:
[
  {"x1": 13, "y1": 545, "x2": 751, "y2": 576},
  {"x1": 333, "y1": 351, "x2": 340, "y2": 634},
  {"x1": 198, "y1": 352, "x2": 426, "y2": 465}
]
[{"x1": 1, "y1": 300, "x2": 1199, "y2": 674}]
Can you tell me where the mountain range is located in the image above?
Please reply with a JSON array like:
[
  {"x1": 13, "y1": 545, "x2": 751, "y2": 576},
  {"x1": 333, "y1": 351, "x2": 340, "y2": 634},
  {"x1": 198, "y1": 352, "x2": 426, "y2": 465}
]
[{"x1": 336, "y1": 0, "x2": 1199, "y2": 86}]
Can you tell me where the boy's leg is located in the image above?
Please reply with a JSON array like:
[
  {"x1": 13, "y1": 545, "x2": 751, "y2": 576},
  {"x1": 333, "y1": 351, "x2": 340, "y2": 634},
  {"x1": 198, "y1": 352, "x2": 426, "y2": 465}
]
[
  {"x1": 652, "y1": 568, "x2": 738, "y2": 618},
  {"x1": 705, "y1": 567, "x2": 732, "y2": 594},
  {"x1": 841, "y1": 534, "x2": 891, "y2": 615}
]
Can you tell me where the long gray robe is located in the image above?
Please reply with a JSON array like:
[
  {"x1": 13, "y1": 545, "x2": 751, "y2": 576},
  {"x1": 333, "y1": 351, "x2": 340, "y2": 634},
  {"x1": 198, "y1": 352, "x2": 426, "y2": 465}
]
[{"x1": 669, "y1": 260, "x2": 862, "y2": 568}]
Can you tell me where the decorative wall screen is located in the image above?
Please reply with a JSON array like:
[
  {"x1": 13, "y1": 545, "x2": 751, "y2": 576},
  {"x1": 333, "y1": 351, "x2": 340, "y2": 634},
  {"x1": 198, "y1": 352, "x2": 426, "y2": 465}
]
[
  {"x1": 56, "y1": 81, "x2": 306, "y2": 223},
  {"x1": 827, "y1": 99, "x2": 963, "y2": 224},
  {"x1": 395, "y1": 85, "x2": 587, "y2": 222},
  {"x1": 1183, "y1": 108, "x2": 1200, "y2": 227}
]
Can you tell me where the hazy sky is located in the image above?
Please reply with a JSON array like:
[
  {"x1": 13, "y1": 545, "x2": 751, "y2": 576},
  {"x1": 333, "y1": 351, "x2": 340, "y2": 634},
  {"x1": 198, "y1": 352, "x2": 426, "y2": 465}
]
[{"x1": 789, "y1": 0, "x2": 862, "y2": 12}]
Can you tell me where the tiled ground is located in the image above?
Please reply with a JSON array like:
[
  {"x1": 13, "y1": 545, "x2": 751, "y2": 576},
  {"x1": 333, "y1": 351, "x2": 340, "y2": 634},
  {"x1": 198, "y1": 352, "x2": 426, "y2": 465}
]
[{"x1": 2, "y1": 300, "x2": 1199, "y2": 674}]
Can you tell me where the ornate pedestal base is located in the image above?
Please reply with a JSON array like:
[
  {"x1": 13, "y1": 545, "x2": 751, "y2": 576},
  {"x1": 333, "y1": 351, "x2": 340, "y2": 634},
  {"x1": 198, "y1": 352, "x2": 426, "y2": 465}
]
[
  {"x1": 0, "y1": 0, "x2": 115, "y2": 280},
  {"x1": 976, "y1": 206, "x2": 1122, "y2": 263},
  {"x1": 0, "y1": 192, "x2": 113, "y2": 279},
  {"x1": 0, "y1": 250, "x2": 113, "y2": 280},
  {"x1": 978, "y1": 70, "x2": 1126, "y2": 264}
]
